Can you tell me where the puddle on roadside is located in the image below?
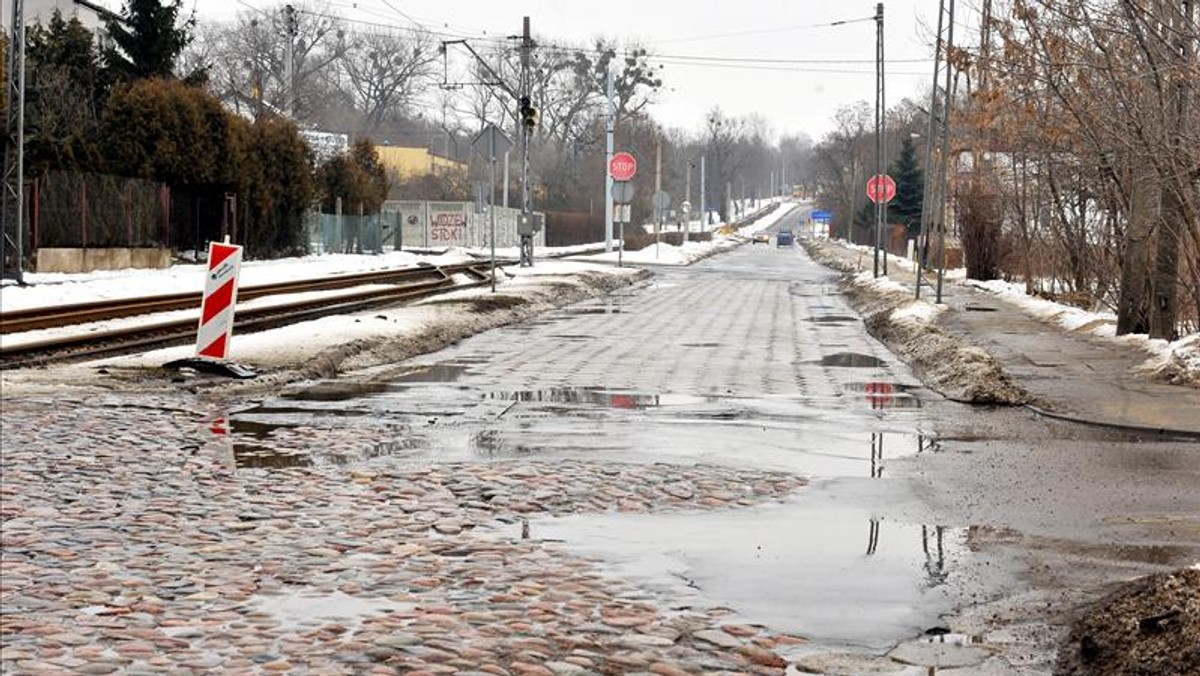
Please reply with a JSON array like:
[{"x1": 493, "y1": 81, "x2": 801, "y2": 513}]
[
  {"x1": 964, "y1": 305, "x2": 1000, "y2": 312},
  {"x1": 807, "y1": 315, "x2": 860, "y2": 324},
  {"x1": 679, "y1": 342, "x2": 722, "y2": 348},
  {"x1": 525, "y1": 500, "x2": 989, "y2": 652},
  {"x1": 558, "y1": 306, "x2": 622, "y2": 315},
  {"x1": 282, "y1": 381, "x2": 391, "y2": 401},
  {"x1": 485, "y1": 387, "x2": 708, "y2": 409},
  {"x1": 242, "y1": 589, "x2": 415, "y2": 634},
  {"x1": 393, "y1": 362, "x2": 474, "y2": 383},
  {"x1": 844, "y1": 382, "x2": 923, "y2": 409},
  {"x1": 818, "y1": 352, "x2": 887, "y2": 368}
]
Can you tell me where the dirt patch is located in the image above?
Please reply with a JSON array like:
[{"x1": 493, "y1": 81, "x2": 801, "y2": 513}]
[{"x1": 1056, "y1": 567, "x2": 1200, "y2": 676}]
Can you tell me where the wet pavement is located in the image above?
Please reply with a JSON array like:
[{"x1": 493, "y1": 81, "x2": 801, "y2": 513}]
[{"x1": 3, "y1": 214, "x2": 1198, "y2": 675}]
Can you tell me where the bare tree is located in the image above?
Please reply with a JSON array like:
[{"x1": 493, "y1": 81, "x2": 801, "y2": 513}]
[{"x1": 337, "y1": 30, "x2": 437, "y2": 136}]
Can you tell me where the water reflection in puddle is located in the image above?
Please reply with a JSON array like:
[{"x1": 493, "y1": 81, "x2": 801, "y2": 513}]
[
  {"x1": 485, "y1": 388, "x2": 707, "y2": 409},
  {"x1": 819, "y1": 352, "x2": 887, "y2": 368},
  {"x1": 527, "y1": 500, "x2": 973, "y2": 651},
  {"x1": 807, "y1": 315, "x2": 860, "y2": 324},
  {"x1": 844, "y1": 382, "x2": 923, "y2": 409}
]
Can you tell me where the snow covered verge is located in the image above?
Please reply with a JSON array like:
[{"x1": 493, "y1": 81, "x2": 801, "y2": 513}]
[
  {"x1": 0, "y1": 261, "x2": 649, "y2": 397},
  {"x1": 804, "y1": 241, "x2": 1030, "y2": 405}
]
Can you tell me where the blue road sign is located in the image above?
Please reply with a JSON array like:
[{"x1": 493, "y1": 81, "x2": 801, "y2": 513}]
[{"x1": 811, "y1": 210, "x2": 833, "y2": 222}]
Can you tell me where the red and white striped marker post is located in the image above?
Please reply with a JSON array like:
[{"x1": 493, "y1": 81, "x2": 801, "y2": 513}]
[{"x1": 195, "y1": 239, "x2": 244, "y2": 360}]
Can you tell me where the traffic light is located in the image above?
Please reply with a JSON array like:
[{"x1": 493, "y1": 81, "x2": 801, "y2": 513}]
[{"x1": 519, "y1": 96, "x2": 538, "y2": 130}]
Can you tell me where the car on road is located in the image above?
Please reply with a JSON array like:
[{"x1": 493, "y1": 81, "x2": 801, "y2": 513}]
[
  {"x1": 776, "y1": 230, "x2": 795, "y2": 247},
  {"x1": 753, "y1": 232, "x2": 770, "y2": 244}
]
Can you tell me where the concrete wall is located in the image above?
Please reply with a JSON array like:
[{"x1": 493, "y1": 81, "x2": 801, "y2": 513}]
[{"x1": 35, "y1": 248, "x2": 172, "y2": 274}]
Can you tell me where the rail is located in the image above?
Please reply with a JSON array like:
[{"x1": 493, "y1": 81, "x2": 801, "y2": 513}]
[{"x1": 0, "y1": 262, "x2": 492, "y2": 369}]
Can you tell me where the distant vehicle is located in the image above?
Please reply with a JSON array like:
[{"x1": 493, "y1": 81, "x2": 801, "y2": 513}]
[
  {"x1": 753, "y1": 232, "x2": 770, "y2": 244},
  {"x1": 776, "y1": 230, "x2": 795, "y2": 247}
]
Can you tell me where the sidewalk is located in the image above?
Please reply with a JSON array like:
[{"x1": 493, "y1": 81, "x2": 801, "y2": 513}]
[{"x1": 813, "y1": 240, "x2": 1200, "y2": 437}]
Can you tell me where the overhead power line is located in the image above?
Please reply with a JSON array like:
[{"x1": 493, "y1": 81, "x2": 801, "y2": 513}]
[{"x1": 653, "y1": 16, "x2": 877, "y2": 44}]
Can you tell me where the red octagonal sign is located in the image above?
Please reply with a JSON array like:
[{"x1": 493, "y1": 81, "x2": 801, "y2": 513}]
[
  {"x1": 867, "y1": 174, "x2": 897, "y2": 204},
  {"x1": 609, "y1": 152, "x2": 637, "y2": 181}
]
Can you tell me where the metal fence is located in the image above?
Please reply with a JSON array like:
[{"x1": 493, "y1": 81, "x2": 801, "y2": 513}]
[
  {"x1": 32, "y1": 171, "x2": 168, "y2": 248},
  {"x1": 306, "y1": 201, "x2": 546, "y2": 254}
]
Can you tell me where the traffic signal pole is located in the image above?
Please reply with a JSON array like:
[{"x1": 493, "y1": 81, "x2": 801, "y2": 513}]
[{"x1": 518, "y1": 17, "x2": 534, "y2": 267}]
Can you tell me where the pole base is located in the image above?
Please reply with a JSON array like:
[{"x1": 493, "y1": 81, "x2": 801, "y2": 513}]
[{"x1": 163, "y1": 357, "x2": 259, "y2": 380}]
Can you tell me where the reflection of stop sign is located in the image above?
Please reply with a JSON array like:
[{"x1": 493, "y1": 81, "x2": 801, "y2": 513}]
[
  {"x1": 864, "y1": 381, "x2": 894, "y2": 407},
  {"x1": 867, "y1": 174, "x2": 897, "y2": 204},
  {"x1": 609, "y1": 152, "x2": 637, "y2": 181}
]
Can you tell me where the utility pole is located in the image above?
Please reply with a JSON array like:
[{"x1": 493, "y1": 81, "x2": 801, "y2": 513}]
[
  {"x1": 684, "y1": 161, "x2": 691, "y2": 241},
  {"x1": 873, "y1": 1, "x2": 887, "y2": 277},
  {"x1": 2, "y1": 0, "x2": 27, "y2": 283},
  {"x1": 517, "y1": 16, "x2": 534, "y2": 266},
  {"x1": 604, "y1": 64, "x2": 615, "y2": 252},
  {"x1": 503, "y1": 150, "x2": 510, "y2": 208},
  {"x1": 700, "y1": 156, "x2": 706, "y2": 232},
  {"x1": 915, "y1": 0, "x2": 956, "y2": 302},
  {"x1": 283, "y1": 4, "x2": 297, "y2": 119},
  {"x1": 781, "y1": 153, "x2": 786, "y2": 197}
]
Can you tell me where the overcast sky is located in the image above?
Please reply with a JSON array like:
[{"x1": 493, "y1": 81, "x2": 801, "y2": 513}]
[{"x1": 93, "y1": 0, "x2": 945, "y2": 140}]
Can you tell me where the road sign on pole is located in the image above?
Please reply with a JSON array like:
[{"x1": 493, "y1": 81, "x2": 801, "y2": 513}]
[
  {"x1": 867, "y1": 174, "x2": 897, "y2": 204},
  {"x1": 611, "y1": 181, "x2": 635, "y2": 205},
  {"x1": 609, "y1": 152, "x2": 637, "y2": 181}
]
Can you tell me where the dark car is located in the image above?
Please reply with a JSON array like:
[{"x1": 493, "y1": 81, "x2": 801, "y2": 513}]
[{"x1": 776, "y1": 230, "x2": 795, "y2": 247}]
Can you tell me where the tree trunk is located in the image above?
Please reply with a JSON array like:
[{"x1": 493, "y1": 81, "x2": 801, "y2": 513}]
[{"x1": 1117, "y1": 160, "x2": 1158, "y2": 335}]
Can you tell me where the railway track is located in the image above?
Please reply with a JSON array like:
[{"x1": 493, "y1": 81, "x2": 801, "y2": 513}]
[{"x1": 0, "y1": 261, "x2": 493, "y2": 369}]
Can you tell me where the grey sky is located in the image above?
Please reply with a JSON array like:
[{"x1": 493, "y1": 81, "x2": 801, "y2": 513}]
[{"x1": 20, "y1": 0, "x2": 946, "y2": 139}]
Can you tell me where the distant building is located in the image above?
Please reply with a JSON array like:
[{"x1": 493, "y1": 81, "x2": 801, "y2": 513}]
[{"x1": 374, "y1": 146, "x2": 467, "y2": 181}]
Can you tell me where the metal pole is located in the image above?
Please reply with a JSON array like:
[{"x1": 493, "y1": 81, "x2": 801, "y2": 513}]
[
  {"x1": 700, "y1": 156, "x2": 706, "y2": 233},
  {"x1": 503, "y1": 150, "x2": 510, "y2": 208},
  {"x1": 519, "y1": 16, "x2": 533, "y2": 267},
  {"x1": 2, "y1": 0, "x2": 27, "y2": 283},
  {"x1": 490, "y1": 137, "x2": 497, "y2": 292},
  {"x1": 684, "y1": 162, "x2": 691, "y2": 241},
  {"x1": 604, "y1": 64, "x2": 615, "y2": 252}
]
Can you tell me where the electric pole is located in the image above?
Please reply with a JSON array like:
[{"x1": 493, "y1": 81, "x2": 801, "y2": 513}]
[
  {"x1": 605, "y1": 64, "x2": 615, "y2": 252},
  {"x1": 283, "y1": 4, "x2": 297, "y2": 119},
  {"x1": 700, "y1": 156, "x2": 706, "y2": 232},
  {"x1": 874, "y1": 1, "x2": 887, "y2": 277},
  {"x1": 517, "y1": 16, "x2": 534, "y2": 267}
]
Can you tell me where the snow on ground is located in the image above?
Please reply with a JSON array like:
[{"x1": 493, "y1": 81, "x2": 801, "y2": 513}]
[{"x1": 0, "y1": 249, "x2": 476, "y2": 312}]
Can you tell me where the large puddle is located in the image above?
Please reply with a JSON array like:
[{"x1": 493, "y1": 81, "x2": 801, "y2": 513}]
[{"x1": 527, "y1": 496, "x2": 992, "y2": 652}]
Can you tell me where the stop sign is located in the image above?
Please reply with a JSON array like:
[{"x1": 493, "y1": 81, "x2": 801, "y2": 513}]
[
  {"x1": 867, "y1": 174, "x2": 897, "y2": 203},
  {"x1": 609, "y1": 152, "x2": 637, "y2": 181}
]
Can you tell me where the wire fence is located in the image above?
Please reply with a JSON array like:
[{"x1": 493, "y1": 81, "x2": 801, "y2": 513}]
[{"x1": 32, "y1": 171, "x2": 168, "y2": 249}]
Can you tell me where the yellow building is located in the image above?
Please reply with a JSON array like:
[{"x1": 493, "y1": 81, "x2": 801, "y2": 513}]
[{"x1": 374, "y1": 146, "x2": 467, "y2": 181}]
